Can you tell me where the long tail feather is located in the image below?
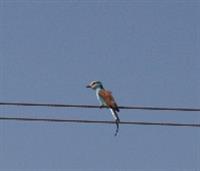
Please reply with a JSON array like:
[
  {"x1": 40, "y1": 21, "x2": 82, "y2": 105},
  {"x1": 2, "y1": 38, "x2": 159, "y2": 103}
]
[
  {"x1": 114, "y1": 120, "x2": 119, "y2": 136},
  {"x1": 109, "y1": 109, "x2": 120, "y2": 136},
  {"x1": 109, "y1": 108, "x2": 120, "y2": 121}
]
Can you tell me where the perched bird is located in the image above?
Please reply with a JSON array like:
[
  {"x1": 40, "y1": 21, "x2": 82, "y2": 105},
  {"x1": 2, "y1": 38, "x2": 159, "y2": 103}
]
[{"x1": 86, "y1": 81, "x2": 120, "y2": 136}]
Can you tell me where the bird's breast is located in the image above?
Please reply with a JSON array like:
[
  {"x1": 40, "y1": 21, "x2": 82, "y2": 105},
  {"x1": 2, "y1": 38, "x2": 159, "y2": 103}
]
[{"x1": 96, "y1": 89, "x2": 106, "y2": 105}]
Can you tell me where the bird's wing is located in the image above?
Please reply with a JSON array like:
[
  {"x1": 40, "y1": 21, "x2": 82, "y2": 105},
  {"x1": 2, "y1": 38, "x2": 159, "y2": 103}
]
[{"x1": 99, "y1": 89, "x2": 119, "y2": 112}]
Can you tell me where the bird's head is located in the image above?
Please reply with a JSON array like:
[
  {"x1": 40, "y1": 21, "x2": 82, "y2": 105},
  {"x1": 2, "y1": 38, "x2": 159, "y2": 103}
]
[{"x1": 86, "y1": 81, "x2": 104, "y2": 90}]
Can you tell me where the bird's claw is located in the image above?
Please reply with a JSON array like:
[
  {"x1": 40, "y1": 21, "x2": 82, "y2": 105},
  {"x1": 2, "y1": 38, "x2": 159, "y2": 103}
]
[{"x1": 99, "y1": 105, "x2": 104, "y2": 109}]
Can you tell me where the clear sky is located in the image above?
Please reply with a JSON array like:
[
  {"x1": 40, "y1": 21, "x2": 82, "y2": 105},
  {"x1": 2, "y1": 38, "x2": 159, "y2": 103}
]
[{"x1": 0, "y1": 0, "x2": 200, "y2": 170}]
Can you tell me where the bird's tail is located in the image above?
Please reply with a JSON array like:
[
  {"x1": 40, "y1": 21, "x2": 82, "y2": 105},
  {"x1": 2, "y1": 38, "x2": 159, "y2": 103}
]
[{"x1": 109, "y1": 108, "x2": 120, "y2": 136}]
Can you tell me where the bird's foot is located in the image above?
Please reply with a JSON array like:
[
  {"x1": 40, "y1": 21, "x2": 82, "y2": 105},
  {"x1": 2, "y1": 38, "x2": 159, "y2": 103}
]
[{"x1": 99, "y1": 105, "x2": 105, "y2": 109}]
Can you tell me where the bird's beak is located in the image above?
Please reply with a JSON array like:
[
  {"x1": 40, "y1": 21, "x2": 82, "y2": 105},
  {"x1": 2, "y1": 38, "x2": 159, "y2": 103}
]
[{"x1": 86, "y1": 85, "x2": 91, "y2": 88}]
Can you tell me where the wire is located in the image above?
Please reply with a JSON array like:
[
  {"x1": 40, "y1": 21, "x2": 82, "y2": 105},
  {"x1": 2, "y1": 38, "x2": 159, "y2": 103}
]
[
  {"x1": 0, "y1": 102, "x2": 200, "y2": 112},
  {"x1": 0, "y1": 116, "x2": 199, "y2": 128}
]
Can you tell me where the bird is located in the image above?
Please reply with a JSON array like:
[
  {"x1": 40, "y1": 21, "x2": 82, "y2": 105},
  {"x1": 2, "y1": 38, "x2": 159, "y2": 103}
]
[{"x1": 86, "y1": 81, "x2": 120, "y2": 136}]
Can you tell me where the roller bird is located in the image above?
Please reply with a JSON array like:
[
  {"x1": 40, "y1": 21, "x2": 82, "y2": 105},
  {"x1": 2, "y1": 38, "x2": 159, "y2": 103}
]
[{"x1": 86, "y1": 81, "x2": 120, "y2": 136}]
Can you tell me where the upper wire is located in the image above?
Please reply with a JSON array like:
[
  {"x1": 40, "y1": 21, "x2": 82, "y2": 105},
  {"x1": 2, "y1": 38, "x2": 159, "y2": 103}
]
[{"x1": 0, "y1": 102, "x2": 200, "y2": 112}]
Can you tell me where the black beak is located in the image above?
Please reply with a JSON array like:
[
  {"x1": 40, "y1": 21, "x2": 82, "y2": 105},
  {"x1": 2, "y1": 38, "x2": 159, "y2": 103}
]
[{"x1": 86, "y1": 85, "x2": 91, "y2": 88}]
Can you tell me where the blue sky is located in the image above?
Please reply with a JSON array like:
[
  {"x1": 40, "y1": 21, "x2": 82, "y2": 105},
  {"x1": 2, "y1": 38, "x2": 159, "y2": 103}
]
[{"x1": 0, "y1": 0, "x2": 200, "y2": 170}]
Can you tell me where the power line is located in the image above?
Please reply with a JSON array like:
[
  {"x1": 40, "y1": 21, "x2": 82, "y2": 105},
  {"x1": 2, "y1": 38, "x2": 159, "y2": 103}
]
[
  {"x1": 0, "y1": 116, "x2": 199, "y2": 128},
  {"x1": 0, "y1": 102, "x2": 200, "y2": 112}
]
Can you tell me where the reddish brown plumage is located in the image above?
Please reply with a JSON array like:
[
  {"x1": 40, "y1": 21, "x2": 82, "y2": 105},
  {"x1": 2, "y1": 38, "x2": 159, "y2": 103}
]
[{"x1": 98, "y1": 89, "x2": 119, "y2": 112}]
